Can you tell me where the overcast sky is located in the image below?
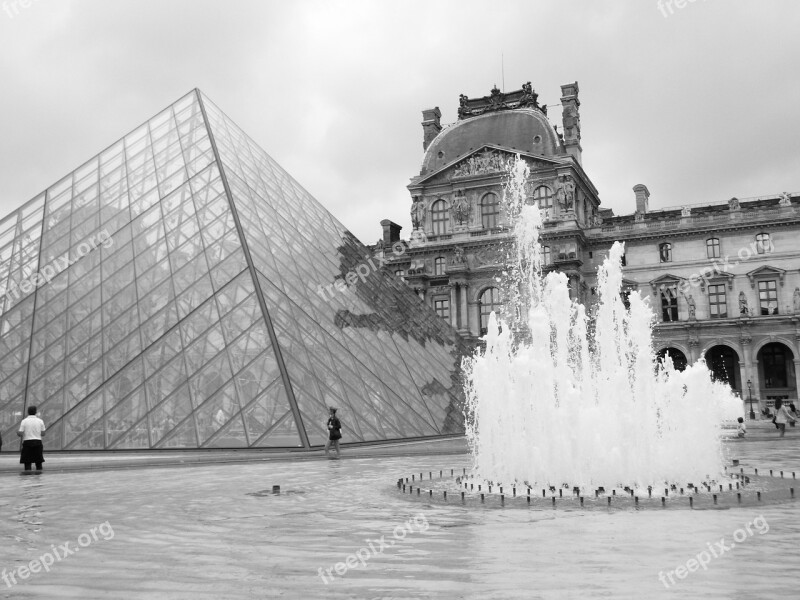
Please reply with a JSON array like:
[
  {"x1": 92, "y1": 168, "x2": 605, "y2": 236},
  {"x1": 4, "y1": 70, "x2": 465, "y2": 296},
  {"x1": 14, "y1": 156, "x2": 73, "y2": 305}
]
[{"x1": 1, "y1": 0, "x2": 799, "y2": 244}]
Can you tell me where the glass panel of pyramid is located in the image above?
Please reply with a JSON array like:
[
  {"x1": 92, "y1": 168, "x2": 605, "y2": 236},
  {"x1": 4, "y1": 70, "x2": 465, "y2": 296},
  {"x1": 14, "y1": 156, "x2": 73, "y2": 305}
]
[{"x1": 0, "y1": 89, "x2": 467, "y2": 450}]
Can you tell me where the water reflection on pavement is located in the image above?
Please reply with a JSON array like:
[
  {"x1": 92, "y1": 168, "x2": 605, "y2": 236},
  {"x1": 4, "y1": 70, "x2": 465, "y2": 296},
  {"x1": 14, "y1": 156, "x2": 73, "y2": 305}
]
[{"x1": 0, "y1": 432, "x2": 798, "y2": 600}]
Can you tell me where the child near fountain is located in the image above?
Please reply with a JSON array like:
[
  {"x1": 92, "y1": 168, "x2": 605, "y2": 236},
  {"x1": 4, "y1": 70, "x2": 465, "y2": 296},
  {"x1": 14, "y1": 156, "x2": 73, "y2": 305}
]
[
  {"x1": 736, "y1": 417, "x2": 746, "y2": 438},
  {"x1": 773, "y1": 400, "x2": 796, "y2": 438}
]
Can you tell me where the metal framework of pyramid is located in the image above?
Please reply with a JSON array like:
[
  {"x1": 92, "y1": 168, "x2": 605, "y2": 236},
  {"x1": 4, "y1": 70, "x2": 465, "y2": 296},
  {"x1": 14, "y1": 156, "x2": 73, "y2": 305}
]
[{"x1": 0, "y1": 90, "x2": 467, "y2": 450}]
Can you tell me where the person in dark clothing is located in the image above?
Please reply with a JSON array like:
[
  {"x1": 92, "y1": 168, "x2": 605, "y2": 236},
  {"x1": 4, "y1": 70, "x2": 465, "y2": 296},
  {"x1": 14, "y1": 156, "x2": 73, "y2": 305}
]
[
  {"x1": 324, "y1": 407, "x2": 342, "y2": 459},
  {"x1": 17, "y1": 406, "x2": 46, "y2": 473}
]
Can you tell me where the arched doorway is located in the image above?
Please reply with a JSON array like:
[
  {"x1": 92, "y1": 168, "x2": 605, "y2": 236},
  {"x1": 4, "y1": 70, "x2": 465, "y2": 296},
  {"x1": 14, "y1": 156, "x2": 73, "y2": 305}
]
[
  {"x1": 656, "y1": 347, "x2": 688, "y2": 371},
  {"x1": 757, "y1": 342, "x2": 797, "y2": 405},
  {"x1": 705, "y1": 345, "x2": 741, "y2": 393}
]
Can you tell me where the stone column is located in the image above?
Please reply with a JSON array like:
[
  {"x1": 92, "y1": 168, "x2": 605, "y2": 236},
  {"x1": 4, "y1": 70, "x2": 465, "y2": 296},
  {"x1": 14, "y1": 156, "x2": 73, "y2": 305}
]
[
  {"x1": 739, "y1": 361, "x2": 750, "y2": 416},
  {"x1": 793, "y1": 359, "x2": 800, "y2": 402},
  {"x1": 741, "y1": 338, "x2": 760, "y2": 415},
  {"x1": 460, "y1": 283, "x2": 469, "y2": 331},
  {"x1": 472, "y1": 300, "x2": 482, "y2": 338},
  {"x1": 688, "y1": 338, "x2": 699, "y2": 363},
  {"x1": 449, "y1": 284, "x2": 458, "y2": 329}
]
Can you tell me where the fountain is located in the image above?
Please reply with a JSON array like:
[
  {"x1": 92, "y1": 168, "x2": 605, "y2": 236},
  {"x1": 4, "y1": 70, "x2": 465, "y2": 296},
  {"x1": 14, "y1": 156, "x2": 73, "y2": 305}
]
[{"x1": 463, "y1": 156, "x2": 743, "y2": 493}]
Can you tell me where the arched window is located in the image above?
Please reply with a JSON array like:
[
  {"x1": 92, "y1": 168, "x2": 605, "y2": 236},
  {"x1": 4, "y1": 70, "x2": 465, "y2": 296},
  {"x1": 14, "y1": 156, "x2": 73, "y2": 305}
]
[
  {"x1": 755, "y1": 232, "x2": 771, "y2": 254},
  {"x1": 479, "y1": 287, "x2": 502, "y2": 335},
  {"x1": 706, "y1": 238, "x2": 720, "y2": 259},
  {"x1": 541, "y1": 246, "x2": 551, "y2": 265},
  {"x1": 431, "y1": 199, "x2": 449, "y2": 235},
  {"x1": 533, "y1": 186, "x2": 553, "y2": 217},
  {"x1": 434, "y1": 257, "x2": 446, "y2": 276},
  {"x1": 656, "y1": 347, "x2": 688, "y2": 371},
  {"x1": 480, "y1": 193, "x2": 499, "y2": 229},
  {"x1": 760, "y1": 343, "x2": 790, "y2": 388},
  {"x1": 659, "y1": 242, "x2": 672, "y2": 263}
]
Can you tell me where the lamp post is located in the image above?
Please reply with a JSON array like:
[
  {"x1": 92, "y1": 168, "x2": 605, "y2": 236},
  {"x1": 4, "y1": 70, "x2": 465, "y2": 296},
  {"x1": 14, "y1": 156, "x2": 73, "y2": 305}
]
[{"x1": 747, "y1": 379, "x2": 755, "y2": 420}]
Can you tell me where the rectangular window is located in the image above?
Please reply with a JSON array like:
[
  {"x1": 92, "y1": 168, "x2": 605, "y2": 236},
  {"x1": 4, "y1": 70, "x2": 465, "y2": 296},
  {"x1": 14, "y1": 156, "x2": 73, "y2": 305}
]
[
  {"x1": 660, "y1": 285, "x2": 678, "y2": 322},
  {"x1": 758, "y1": 280, "x2": 779, "y2": 315},
  {"x1": 706, "y1": 238, "x2": 720, "y2": 259},
  {"x1": 708, "y1": 284, "x2": 727, "y2": 318},
  {"x1": 434, "y1": 298, "x2": 450, "y2": 320}
]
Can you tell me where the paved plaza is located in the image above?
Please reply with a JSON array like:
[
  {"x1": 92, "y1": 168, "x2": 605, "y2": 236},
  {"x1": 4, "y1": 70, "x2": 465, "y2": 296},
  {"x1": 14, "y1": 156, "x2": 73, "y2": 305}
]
[{"x1": 0, "y1": 423, "x2": 797, "y2": 599}]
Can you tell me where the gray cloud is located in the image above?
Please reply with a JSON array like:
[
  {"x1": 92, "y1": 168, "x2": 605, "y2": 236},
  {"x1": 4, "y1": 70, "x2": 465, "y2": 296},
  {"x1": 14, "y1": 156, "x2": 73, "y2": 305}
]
[{"x1": 1, "y1": 0, "x2": 799, "y2": 244}]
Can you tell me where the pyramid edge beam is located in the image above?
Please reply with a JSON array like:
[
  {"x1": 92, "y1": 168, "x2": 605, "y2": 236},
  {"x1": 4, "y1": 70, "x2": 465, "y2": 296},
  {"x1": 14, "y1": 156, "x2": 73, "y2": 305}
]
[{"x1": 195, "y1": 89, "x2": 311, "y2": 449}]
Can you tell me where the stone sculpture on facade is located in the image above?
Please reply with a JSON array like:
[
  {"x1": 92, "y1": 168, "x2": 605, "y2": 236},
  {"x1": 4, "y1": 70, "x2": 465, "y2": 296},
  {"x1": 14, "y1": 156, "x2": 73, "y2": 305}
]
[
  {"x1": 739, "y1": 291, "x2": 749, "y2": 316},
  {"x1": 794, "y1": 287, "x2": 800, "y2": 313},
  {"x1": 729, "y1": 197, "x2": 740, "y2": 211},
  {"x1": 410, "y1": 196, "x2": 426, "y2": 229},
  {"x1": 451, "y1": 245, "x2": 467, "y2": 265},
  {"x1": 779, "y1": 192, "x2": 792, "y2": 207},
  {"x1": 683, "y1": 293, "x2": 696, "y2": 320},
  {"x1": 555, "y1": 175, "x2": 576, "y2": 213},
  {"x1": 453, "y1": 150, "x2": 507, "y2": 177},
  {"x1": 451, "y1": 193, "x2": 471, "y2": 226},
  {"x1": 681, "y1": 206, "x2": 691, "y2": 217}
]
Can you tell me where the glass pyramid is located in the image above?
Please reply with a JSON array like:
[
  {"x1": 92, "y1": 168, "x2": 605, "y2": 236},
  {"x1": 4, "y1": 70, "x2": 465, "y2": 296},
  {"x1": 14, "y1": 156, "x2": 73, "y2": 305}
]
[{"x1": 0, "y1": 90, "x2": 467, "y2": 450}]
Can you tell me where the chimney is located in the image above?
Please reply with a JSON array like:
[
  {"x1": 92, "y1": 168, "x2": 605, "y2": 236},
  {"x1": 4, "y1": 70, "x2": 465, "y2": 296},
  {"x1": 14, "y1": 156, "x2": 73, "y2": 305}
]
[
  {"x1": 633, "y1": 184, "x2": 650, "y2": 214},
  {"x1": 560, "y1": 82, "x2": 582, "y2": 165},
  {"x1": 380, "y1": 219, "x2": 402, "y2": 245},
  {"x1": 421, "y1": 107, "x2": 442, "y2": 151}
]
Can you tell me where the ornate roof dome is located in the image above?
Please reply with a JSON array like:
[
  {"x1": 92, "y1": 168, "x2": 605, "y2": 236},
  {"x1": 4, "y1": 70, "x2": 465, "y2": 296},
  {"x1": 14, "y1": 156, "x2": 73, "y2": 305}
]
[{"x1": 421, "y1": 108, "x2": 561, "y2": 175}]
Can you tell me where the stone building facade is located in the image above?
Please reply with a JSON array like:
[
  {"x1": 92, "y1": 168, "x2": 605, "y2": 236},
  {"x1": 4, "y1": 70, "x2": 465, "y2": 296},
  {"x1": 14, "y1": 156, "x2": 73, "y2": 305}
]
[{"x1": 373, "y1": 82, "x2": 800, "y2": 414}]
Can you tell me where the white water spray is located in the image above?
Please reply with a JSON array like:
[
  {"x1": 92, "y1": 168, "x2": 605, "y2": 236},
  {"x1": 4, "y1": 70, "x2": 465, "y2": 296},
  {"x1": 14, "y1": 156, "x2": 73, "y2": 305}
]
[{"x1": 464, "y1": 157, "x2": 742, "y2": 490}]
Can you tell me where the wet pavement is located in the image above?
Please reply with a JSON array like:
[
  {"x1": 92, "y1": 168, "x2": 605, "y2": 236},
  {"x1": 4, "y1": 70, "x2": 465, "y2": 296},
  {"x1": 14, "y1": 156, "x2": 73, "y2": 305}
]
[{"x1": 0, "y1": 425, "x2": 798, "y2": 599}]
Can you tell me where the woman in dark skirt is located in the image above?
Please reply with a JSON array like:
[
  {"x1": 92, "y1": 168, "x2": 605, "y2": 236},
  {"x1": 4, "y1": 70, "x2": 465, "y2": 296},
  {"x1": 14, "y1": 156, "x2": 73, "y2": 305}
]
[{"x1": 17, "y1": 406, "x2": 46, "y2": 473}]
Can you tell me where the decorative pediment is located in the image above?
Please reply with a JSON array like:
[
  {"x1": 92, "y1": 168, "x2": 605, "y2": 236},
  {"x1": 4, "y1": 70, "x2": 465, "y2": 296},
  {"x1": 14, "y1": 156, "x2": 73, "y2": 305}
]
[
  {"x1": 746, "y1": 265, "x2": 786, "y2": 288},
  {"x1": 707, "y1": 270, "x2": 735, "y2": 291},
  {"x1": 451, "y1": 147, "x2": 556, "y2": 179},
  {"x1": 621, "y1": 278, "x2": 639, "y2": 290},
  {"x1": 649, "y1": 274, "x2": 685, "y2": 295},
  {"x1": 413, "y1": 145, "x2": 561, "y2": 186}
]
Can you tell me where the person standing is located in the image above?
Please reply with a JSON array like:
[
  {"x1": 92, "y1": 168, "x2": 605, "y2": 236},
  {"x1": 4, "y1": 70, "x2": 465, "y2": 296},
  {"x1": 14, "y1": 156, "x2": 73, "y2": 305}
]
[
  {"x1": 774, "y1": 399, "x2": 796, "y2": 438},
  {"x1": 17, "y1": 406, "x2": 46, "y2": 473},
  {"x1": 324, "y1": 407, "x2": 342, "y2": 459}
]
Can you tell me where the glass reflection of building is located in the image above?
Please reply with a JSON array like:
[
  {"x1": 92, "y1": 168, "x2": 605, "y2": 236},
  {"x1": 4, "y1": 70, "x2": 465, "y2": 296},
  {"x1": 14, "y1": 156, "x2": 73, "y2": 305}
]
[{"x1": 0, "y1": 90, "x2": 467, "y2": 451}]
